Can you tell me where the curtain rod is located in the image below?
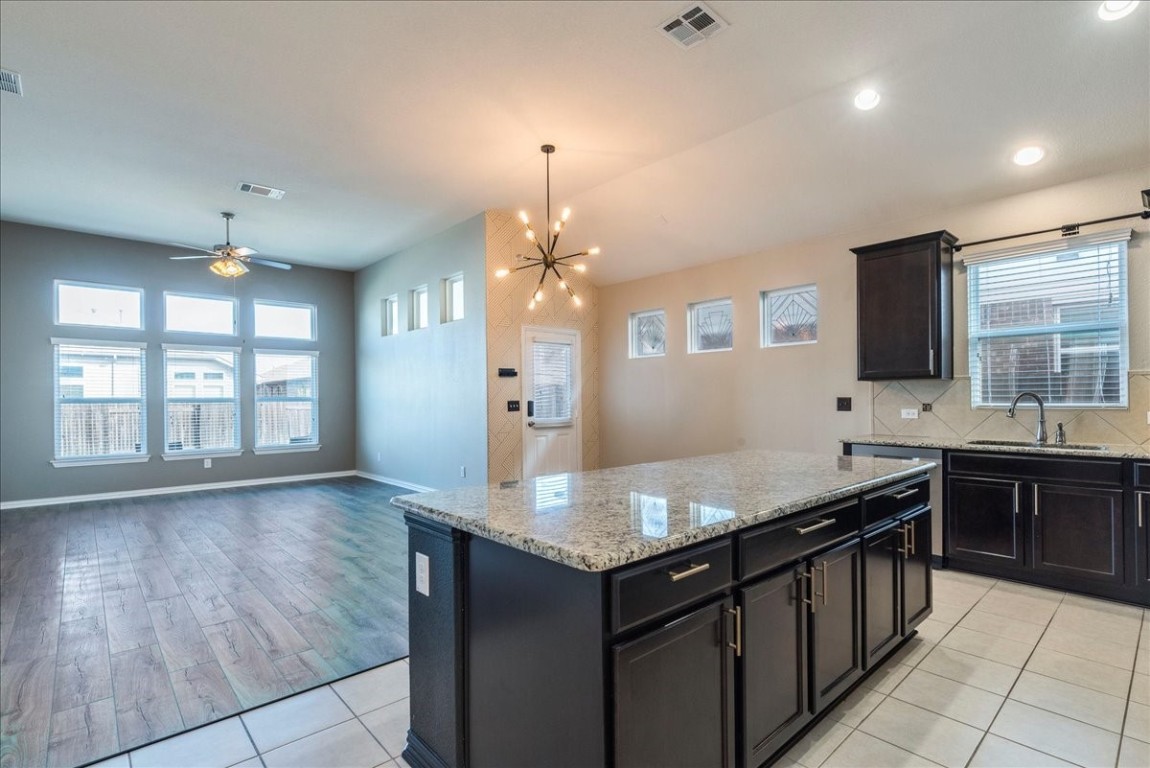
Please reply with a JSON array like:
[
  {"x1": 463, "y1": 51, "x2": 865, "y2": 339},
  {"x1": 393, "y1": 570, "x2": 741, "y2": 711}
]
[{"x1": 952, "y1": 209, "x2": 1149, "y2": 253}]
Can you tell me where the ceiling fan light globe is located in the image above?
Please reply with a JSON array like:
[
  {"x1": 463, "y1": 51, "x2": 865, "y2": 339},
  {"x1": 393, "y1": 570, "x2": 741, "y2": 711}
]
[{"x1": 210, "y1": 258, "x2": 248, "y2": 277}]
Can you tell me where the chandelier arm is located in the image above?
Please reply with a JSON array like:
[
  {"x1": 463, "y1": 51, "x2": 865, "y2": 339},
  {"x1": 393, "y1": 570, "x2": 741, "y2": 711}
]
[
  {"x1": 531, "y1": 238, "x2": 551, "y2": 260},
  {"x1": 510, "y1": 263, "x2": 541, "y2": 273},
  {"x1": 532, "y1": 270, "x2": 548, "y2": 296},
  {"x1": 555, "y1": 252, "x2": 588, "y2": 261},
  {"x1": 550, "y1": 226, "x2": 563, "y2": 256}
]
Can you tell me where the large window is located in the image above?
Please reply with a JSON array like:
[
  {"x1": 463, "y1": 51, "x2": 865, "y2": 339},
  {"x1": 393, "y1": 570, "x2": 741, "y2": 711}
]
[
  {"x1": 254, "y1": 300, "x2": 315, "y2": 340},
  {"x1": 163, "y1": 346, "x2": 240, "y2": 455},
  {"x1": 164, "y1": 293, "x2": 236, "y2": 335},
  {"x1": 967, "y1": 231, "x2": 1129, "y2": 408},
  {"x1": 254, "y1": 351, "x2": 318, "y2": 450},
  {"x1": 53, "y1": 340, "x2": 147, "y2": 464},
  {"x1": 56, "y1": 281, "x2": 143, "y2": 330},
  {"x1": 688, "y1": 298, "x2": 733, "y2": 353}
]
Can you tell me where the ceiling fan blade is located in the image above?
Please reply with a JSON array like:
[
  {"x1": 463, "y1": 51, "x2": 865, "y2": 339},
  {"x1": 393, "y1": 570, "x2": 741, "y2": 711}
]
[
  {"x1": 247, "y1": 257, "x2": 292, "y2": 270},
  {"x1": 170, "y1": 255, "x2": 214, "y2": 260},
  {"x1": 232, "y1": 246, "x2": 257, "y2": 257},
  {"x1": 169, "y1": 242, "x2": 221, "y2": 256}
]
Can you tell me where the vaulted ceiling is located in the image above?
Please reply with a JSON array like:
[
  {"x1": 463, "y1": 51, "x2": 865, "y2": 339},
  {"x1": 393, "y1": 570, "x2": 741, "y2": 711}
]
[{"x1": 1, "y1": 1, "x2": 1146, "y2": 284}]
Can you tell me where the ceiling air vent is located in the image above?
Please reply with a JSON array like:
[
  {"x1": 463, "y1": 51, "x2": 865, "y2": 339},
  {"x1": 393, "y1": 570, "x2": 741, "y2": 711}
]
[
  {"x1": 660, "y1": 3, "x2": 728, "y2": 49},
  {"x1": 0, "y1": 69, "x2": 23, "y2": 96},
  {"x1": 236, "y1": 181, "x2": 286, "y2": 200}
]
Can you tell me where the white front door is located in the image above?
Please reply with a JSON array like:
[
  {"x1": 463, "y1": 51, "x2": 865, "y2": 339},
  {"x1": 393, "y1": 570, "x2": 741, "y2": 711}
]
[{"x1": 521, "y1": 326, "x2": 582, "y2": 480}]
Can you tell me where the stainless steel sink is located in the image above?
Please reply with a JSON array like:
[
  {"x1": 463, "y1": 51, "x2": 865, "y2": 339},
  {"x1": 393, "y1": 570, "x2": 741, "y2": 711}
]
[{"x1": 966, "y1": 439, "x2": 1108, "y2": 452}]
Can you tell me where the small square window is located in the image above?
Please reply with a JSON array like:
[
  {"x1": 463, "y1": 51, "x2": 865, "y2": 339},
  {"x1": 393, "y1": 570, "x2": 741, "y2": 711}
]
[
  {"x1": 410, "y1": 286, "x2": 429, "y2": 330},
  {"x1": 688, "y1": 298, "x2": 733, "y2": 353},
  {"x1": 382, "y1": 295, "x2": 400, "y2": 336},
  {"x1": 762, "y1": 284, "x2": 818, "y2": 347},
  {"x1": 164, "y1": 293, "x2": 236, "y2": 335},
  {"x1": 442, "y1": 274, "x2": 464, "y2": 322},
  {"x1": 629, "y1": 309, "x2": 666, "y2": 358},
  {"x1": 254, "y1": 300, "x2": 315, "y2": 340},
  {"x1": 56, "y1": 281, "x2": 143, "y2": 330}
]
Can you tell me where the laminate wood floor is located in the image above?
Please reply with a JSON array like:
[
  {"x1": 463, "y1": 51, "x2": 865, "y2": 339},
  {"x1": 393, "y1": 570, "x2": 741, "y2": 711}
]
[{"x1": 0, "y1": 477, "x2": 410, "y2": 768}]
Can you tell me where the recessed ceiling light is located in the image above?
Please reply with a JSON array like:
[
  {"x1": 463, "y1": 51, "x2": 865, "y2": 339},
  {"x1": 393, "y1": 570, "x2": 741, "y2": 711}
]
[
  {"x1": 854, "y1": 88, "x2": 881, "y2": 111},
  {"x1": 1012, "y1": 146, "x2": 1046, "y2": 166},
  {"x1": 1098, "y1": 0, "x2": 1140, "y2": 20}
]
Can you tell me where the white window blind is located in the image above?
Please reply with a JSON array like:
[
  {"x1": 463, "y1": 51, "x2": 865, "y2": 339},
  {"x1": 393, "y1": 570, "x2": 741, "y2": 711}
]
[
  {"x1": 53, "y1": 340, "x2": 147, "y2": 460},
  {"x1": 966, "y1": 230, "x2": 1129, "y2": 408},
  {"x1": 532, "y1": 340, "x2": 573, "y2": 423},
  {"x1": 163, "y1": 346, "x2": 240, "y2": 453},
  {"x1": 255, "y1": 351, "x2": 318, "y2": 448}
]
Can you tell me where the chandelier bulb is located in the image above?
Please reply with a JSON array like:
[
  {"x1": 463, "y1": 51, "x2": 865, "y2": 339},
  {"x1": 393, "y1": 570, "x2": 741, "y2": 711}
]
[
  {"x1": 558, "y1": 280, "x2": 567, "y2": 290},
  {"x1": 588, "y1": 246, "x2": 601, "y2": 256},
  {"x1": 561, "y1": 207, "x2": 571, "y2": 222},
  {"x1": 495, "y1": 268, "x2": 510, "y2": 279},
  {"x1": 519, "y1": 210, "x2": 530, "y2": 225},
  {"x1": 534, "y1": 289, "x2": 544, "y2": 302},
  {"x1": 554, "y1": 221, "x2": 562, "y2": 233},
  {"x1": 526, "y1": 228, "x2": 536, "y2": 241},
  {"x1": 528, "y1": 299, "x2": 536, "y2": 311},
  {"x1": 572, "y1": 263, "x2": 587, "y2": 273},
  {"x1": 573, "y1": 295, "x2": 583, "y2": 307}
]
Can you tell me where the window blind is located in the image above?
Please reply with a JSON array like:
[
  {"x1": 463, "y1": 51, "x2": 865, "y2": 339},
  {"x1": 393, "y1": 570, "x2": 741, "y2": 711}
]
[
  {"x1": 163, "y1": 346, "x2": 240, "y2": 453},
  {"x1": 255, "y1": 351, "x2": 318, "y2": 448},
  {"x1": 966, "y1": 232, "x2": 1129, "y2": 408},
  {"x1": 53, "y1": 341, "x2": 147, "y2": 460},
  {"x1": 532, "y1": 340, "x2": 573, "y2": 423}
]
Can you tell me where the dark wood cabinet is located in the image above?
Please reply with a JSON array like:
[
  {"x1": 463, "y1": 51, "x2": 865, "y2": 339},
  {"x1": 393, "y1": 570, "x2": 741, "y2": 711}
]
[
  {"x1": 740, "y1": 568, "x2": 810, "y2": 768},
  {"x1": 1135, "y1": 464, "x2": 1149, "y2": 592},
  {"x1": 863, "y1": 523, "x2": 901, "y2": 668},
  {"x1": 1032, "y1": 483, "x2": 1124, "y2": 586},
  {"x1": 947, "y1": 475, "x2": 1023, "y2": 566},
  {"x1": 614, "y1": 597, "x2": 735, "y2": 768},
  {"x1": 902, "y1": 506, "x2": 933, "y2": 632},
  {"x1": 852, "y1": 230, "x2": 956, "y2": 380},
  {"x1": 809, "y1": 539, "x2": 864, "y2": 711}
]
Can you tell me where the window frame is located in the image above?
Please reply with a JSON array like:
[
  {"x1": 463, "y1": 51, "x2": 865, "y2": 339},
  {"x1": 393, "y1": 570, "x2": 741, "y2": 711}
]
[
  {"x1": 161, "y1": 344, "x2": 242, "y2": 459},
  {"x1": 163, "y1": 291, "x2": 238, "y2": 336},
  {"x1": 410, "y1": 285, "x2": 429, "y2": 330},
  {"x1": 51, "y1": 338, "x2": 149, "y2": 466},
  {"x1": 687, "y1": 297, "x2": 734, "y2": 354},
  {"x1": 382, "y1": 295, "x2": 400, "y2": 336},
  {"x1": 965, "y1": 229, "x2": 1130, "y2": 409},
  {"x1": 629, "y1": 308, "x2": 667, "y2": 359},
  {"x1": 442, "y1": 273, "x2": 465, "y2": 323},
  {"x1": 54, "y1": 280, "x2": 144, "y2": 331},
  {"x1": 253, "y1": 299, "x2": 317, "y2": 341},
  {"x1": 253, "y1": 349, "x2": 320, "y2": 454}
]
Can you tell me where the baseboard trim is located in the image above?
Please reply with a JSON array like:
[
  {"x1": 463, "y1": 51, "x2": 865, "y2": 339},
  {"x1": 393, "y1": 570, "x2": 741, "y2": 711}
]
[
  {"x1": 0, "y1": 470, "x2": 358, "y2": 511},
  {"x1": 357, "y1": 471, "x2": 436, "y2": 494}
]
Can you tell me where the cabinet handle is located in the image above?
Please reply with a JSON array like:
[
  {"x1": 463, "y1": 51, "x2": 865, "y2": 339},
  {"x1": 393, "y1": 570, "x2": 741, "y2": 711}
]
[
  {"x1": 1139, "y1": 493, "x2": 1145, "y2": 529},
  {"x1": 1033, "y1": 485, "x2": 1039, "y2": 518},
  {"x1": 897, "y1": 525, "x2": 908, "y2": 556},
  {"x1": 668, "y1": 562, "x2": 711, "y2": 582},
  {"x1": 928, "y1": 347, "x2": 935, "y2": 375},
  {"x1": 725, "y1": 607, "x2": 742, "y2": 657},
  {"x1": 1013, "y1": 482, "x2": 1021, "y2": 515},
  {"x1": 800, "y1": 570, "x2": 816, "y2": 614},
  {"x1": 908, "y1": 520, "x2": 916, "y2": 556},
  {"x1": 814, "y1": 560, "x2": 829, "y2": 607},
  {"x1": 795, "y1": 518, "x2": 836, "y2": 535},
  {"x1": 890, "y1": 488, "x2": 919, "y2": 500}
]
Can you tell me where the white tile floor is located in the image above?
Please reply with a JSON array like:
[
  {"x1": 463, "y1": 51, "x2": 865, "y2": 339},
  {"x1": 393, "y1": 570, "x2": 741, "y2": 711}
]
[{"x1": 88, "y1": 570, "x2": 1148, "y2": 768}]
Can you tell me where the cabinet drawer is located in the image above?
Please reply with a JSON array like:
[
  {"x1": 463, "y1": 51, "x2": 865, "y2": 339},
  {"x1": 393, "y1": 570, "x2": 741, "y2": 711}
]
[
  {"x1": 610, "y1": 539, "x2": 733, "y2": 634},
  {"x1": 739, "y1": 500, "x2": 860, "y2": 581},
  {"x1": 948, "y1": 452, "x2": 1123, "y2": 486},
  {"x1": 862, "y1": 475, "x2": 929, "y2": 528}
]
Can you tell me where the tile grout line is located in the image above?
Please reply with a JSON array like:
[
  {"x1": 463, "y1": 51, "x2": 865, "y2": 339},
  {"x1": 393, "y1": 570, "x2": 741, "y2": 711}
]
[
  {"x1": 235, "y1": 711, "x2": 267, "y2": 768},
  {"x1": 1113, "y1": 610, "x2": 1147, "y2": 768}
]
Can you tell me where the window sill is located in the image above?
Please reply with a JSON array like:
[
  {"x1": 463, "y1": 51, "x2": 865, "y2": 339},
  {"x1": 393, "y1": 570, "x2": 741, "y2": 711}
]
[
  {"x1": 162, "y1": 450, "x2": 243, "y2": 461},
  {"x1": 52, "y1": 455, "x2": 151, "y2": 468},
  {"x1": 254, "y1": 444, "x2": 321, "y2": 455}
]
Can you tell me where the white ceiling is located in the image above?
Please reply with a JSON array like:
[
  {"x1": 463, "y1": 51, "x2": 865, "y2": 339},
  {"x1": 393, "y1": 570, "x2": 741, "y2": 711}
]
[{"x1": 0, "y1": 1, "x2": 1146, "y2": 285}]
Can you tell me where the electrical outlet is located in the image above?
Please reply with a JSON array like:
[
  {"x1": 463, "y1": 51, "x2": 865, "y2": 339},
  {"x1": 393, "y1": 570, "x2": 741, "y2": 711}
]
[
  {"x1": 460, "y1": 465, "x2": 466, "y2": 478},
  {"x1": 921, "y1": 402, "x2": 933, "y2": 412},
  {"x1": 901, "y1": 408, "x2": 919, "y2": 419},
  {"x1": 203, "y1": 458, "x2": 212, "y2": 468}
]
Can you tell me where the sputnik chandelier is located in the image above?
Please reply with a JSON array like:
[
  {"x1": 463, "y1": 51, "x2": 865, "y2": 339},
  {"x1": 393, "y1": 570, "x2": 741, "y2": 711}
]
[{"x1": 495, "y1": 144, "x2": 599, "y2": 310}]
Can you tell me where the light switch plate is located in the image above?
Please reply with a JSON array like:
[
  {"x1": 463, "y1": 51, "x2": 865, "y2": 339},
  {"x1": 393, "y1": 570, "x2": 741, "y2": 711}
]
[
  {"x1": 901, "y1": 408, "x2": 919, "y2": 419},
  {"x1": 415, "y1": 552, "x2": 430, "y2": 596}
]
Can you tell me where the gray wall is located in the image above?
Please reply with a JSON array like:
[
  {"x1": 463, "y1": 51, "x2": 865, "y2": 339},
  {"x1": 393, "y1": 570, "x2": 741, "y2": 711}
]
[
  {"x1": 0, "y1": 221, "x2": 357, "y2": 504},
  {"x1": 355, "y1": 214, "x2": 488, "y2": 490}
]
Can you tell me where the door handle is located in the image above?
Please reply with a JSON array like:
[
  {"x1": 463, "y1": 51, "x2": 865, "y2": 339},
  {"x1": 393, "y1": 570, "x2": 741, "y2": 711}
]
[
  {"x1": 668, "y1": 562, "x2": 710, "y2": 582},
  {"x1": 527, "y1": 420, "x2": 535, "y2": 427}
]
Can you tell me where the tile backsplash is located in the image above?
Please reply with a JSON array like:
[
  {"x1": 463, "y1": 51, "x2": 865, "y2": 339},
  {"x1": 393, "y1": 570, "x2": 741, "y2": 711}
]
[{"x1": 872, "y1": 373, "x2": 1150, "y2": 445}]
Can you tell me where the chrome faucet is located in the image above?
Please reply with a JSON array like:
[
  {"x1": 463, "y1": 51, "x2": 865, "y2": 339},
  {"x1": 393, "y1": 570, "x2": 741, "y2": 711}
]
[{"x1": 1007, "y1": 392, "x2": 1048, "y2": 445}]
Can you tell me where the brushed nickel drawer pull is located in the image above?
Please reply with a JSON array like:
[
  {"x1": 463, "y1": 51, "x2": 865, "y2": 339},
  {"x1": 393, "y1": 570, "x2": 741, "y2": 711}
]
[
  {"x1": 668, "y1": 562, "x2": 711, "y2": 582},
  {"x1": 897, "y1": 525, "x2": 908, "y2": 556},
  {"x1": 800, "y1": 570, "x2": 816, "y2": 614},
  {"x1": 725, "y1": 607, "x2": 742, "y2": 657},
  {"x1": 795, "y1": 518, "x2": 836, "y2": 535},
  {"x1": 1139, "y1": 493, "x2": 1145, "y2": 529},
  {"x1": 890, "y1": 488, "x2": 919, "y2": 500},
  {"x1": 813, "y1": 561, "x2": 828, "y2": 607},
  {"x1": 1033, "y1": 485, "x2": 1039, "y2": 517},
  {"x1": 908, "y1": 520, "x2": 916, "y2": 556},
  {"x1": 1013, "y1": 482, "x2": 1021, "y2": 515}
]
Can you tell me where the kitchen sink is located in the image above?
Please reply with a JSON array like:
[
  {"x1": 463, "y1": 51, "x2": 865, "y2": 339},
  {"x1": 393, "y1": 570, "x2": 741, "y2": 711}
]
[{"x1": 966, "y1": 439, "x2": 1108, "y2": 452}]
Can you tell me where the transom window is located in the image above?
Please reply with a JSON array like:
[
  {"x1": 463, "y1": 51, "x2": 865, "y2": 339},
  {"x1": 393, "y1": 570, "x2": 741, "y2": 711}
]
[
  {"x1": 410, "y1": 285, "x2": 429, "y2": 330},
  {"x1": 56, "y1": 281, "x2": 143, "y2": 330},
  {"x1": 966, "y1": 230, "x2": 1129, "y2": 408},
  {"x1": 688, "y1": 298, "x2": 733, "y2": 354},
  {"x1": 162, "y1": 345, "x2": 240, "y2": 455},
  {"x1": 629, "y1": 309, "x2": 666, "y2": 358},
  {"x1": 443, "y1": 274, "x2": 464, "y2": 322},
  {"x1": 164, "y1": 293, "x2": 236, "y2": 335},
  {"x1": 382, "y1": 295, "x2": 400, "y2": 336},
  {"x1": 762, "y1": 284, "x2": 818, "y2": 347},
  {"x1": 53, "y1": 339, "x2": 147, "y2": 463},
  {"x1": 254, "y1": 300, "x2": 315, "y2": 340}
]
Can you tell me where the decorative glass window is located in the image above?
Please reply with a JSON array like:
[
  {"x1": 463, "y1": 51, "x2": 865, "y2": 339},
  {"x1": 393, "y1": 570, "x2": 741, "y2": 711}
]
[
  {"x1": 255, "y1": 351, "x2": 318, "y2": 450},
  {"x1": 688, "y1": 298, "x2": 733, "y2": 353},
  {"x1": 254, "y1": 300, "x2": 315, "y2": 340},
  {"x1": 762, "y1": 284, "x2": 818, "y2": 347},
  {"x1": 56, "y1": 281, "x2": 143, "y2": 330},
  {"x1": 164, "y1": 293, "x2": 236, "y2": 335},
  {"x1": 382, "y1": 295, "x2": 400, "y2": 336},
  {"x1": 442, "y1": 274, "x2": 464, "y2": 322},
  {"x1": 531, "y1": 340, "x2": 573, "y2": 424},
  {"x1": 163, "y1": 345, "x2": 240, "y2": 455},
  {"x1": 52, "y1": 339, "x2": 147, "y2": 463},
  {"x1": 967, "y1": 230, "x2": 1129, "y2": 408},
  {"x1": 410, "y1": 286, "x2": 429, "y2": 330},
  {"x1": 629, "y1": 309, "x2": 666, "y2": 358}
]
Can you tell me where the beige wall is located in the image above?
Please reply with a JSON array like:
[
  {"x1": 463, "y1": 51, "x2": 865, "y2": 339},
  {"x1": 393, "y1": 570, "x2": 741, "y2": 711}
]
[
  {"x1": 600, "y1": 167, "x2": 1149, "y2": 468},
  {"x1": 485, "y1": 210, "x2": 601, "y2": 483}
]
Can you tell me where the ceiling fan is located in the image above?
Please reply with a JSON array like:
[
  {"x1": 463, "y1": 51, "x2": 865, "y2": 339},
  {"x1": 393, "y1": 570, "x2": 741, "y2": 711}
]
[{"x1": 169, "y1": 212, "x2": 292, "y2": 276}]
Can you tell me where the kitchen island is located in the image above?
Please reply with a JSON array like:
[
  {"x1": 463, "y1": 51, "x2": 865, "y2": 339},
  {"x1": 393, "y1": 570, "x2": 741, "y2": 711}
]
[{"x1": 391, "y1": 450, "x2": 936, "y2": 768}]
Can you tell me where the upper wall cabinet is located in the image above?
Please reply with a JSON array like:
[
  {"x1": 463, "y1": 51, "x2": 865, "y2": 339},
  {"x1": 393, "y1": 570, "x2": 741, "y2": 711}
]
[{"x1": 852, "y1": 231, "x2": 957, "y2": 381}]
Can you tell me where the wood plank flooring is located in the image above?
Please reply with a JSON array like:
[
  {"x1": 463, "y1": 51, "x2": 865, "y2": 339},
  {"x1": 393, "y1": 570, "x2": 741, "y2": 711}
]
[{"x1": 0, "y1": 477, "x2": 410, "y2": 768}]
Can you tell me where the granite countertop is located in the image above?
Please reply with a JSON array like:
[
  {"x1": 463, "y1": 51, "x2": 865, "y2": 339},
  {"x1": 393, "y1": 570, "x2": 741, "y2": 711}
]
[
  {"x1": 391, "y1": 450, "x2": 934, "y2": 572},
  {"x1": 843, "y1": 434, "x2": 1149, "y2": 459}
]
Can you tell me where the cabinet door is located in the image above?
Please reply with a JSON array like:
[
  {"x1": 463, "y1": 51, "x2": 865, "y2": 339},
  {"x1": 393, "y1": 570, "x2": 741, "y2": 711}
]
[
  {"x1": 614, "y1": 597, "x2": 735, "y2": 768},
  {"x1": 1140, "y1": 492, "x2": 1149, "y2": 589},
  {"x1": 947, "y1": 476, "x2": 1024, "y2": 567},
  {"x1": 863, "y1": 524, "x2": 901, "y2": 669},
  {"x1": 1032, "y1": 483, "x2": 1124, "y2": 586},
  {"x1": 740, "y1": 568, "x2": 810, "y2": 767},
  {"x1": 902, "y1": 506, "x2": 933, "y2": 633},
  {"x1": 809, "y1": 539, "x2": 863, "y2": 712}
]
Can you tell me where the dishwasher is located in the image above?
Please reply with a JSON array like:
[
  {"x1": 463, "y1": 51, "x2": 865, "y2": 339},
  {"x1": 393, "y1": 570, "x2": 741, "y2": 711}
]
[{"x1": 848, "y1": 443, "x2": 944, "y2": 559}]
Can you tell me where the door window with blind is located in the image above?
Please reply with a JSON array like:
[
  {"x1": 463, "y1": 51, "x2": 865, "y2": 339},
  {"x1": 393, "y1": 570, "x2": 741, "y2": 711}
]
[
  {"x1": 531, "y1": 339, "x2": 574, "y2": 425},
  {"x1": 162, "y1": 345, "x2": 241, "y2": 455},
  {"x1": 255, "y1": 351, "x2": 318, "y2": 450},
  {"x1": 966, "y1": 230, "x2": 1129, "y2": 408},
  {"x1": 53, "y1": 340, "x2": 147, "y2": 464}
]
